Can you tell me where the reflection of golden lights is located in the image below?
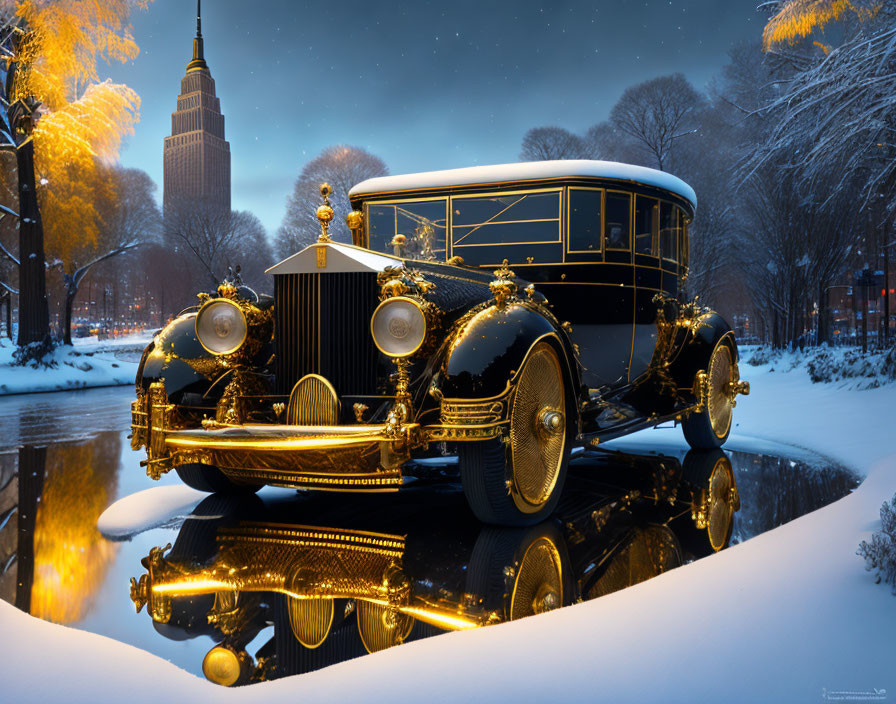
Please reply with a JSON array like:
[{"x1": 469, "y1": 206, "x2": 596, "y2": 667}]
[
  {"x1": 152, "y1": 579, "x2": 232, "y2": 595},
  {"x1": 31, "y1": 434, "x2": 120, "y2": 624},
  {"x1": 400, "y1": 606, "x2": 481, "y2": 631}
]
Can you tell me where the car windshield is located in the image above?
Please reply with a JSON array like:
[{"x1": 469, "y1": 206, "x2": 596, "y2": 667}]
[{"x1": 366, "y1": 199, "x2": 448, "y2": 261}]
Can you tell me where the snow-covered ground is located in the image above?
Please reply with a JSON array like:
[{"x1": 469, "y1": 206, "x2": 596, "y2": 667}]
[
  {"x1": 0, "y1": 332, "x2": 151, "y2": 396},
  {"x1": 2, "y1": 360, "x2": 895, "y2": 703},
  {"x1": 745, "y1": 344, "x2": 896, "y2": 389}
]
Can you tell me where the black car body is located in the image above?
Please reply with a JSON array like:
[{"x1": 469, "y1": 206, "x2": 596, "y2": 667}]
[{"x1": 131, "y1": 160, "x2": 749, "y2": 525}]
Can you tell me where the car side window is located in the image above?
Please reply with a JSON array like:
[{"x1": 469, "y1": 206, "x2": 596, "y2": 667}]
[
  {"x1": 635, "y1": 196, "x2": 658, "y2": 255},
  {"x1": 604, "y1": 192, "x2": 631, "y2": 250},
  {"x1": 366, "y1": 199, "x2": 448, "y2": 260},
  {"x1": 451, "y1": 191, "x2": 561, "y2": 247},
  {"x1": 678, "y1": 207, "x2": 690, "y2": 269},
  {"x1": 660, "y1": 201, "x2": 677, "y2": 262},
  {"x1": 567, "y1": 188, "x2": 603, "y2": 253}
]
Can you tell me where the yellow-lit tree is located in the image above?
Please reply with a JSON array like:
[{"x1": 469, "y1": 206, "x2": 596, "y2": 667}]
[
  {"x1": 763, "y1": 0, "x2": 879, "y2": 50},
  {"x1": 0, "y1": 0, "x2": 150, "y2": 352}
]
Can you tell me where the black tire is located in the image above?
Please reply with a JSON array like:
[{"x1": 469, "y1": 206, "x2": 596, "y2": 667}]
[
  {"x1": 465, "y1": 521, "x2": 571, "y2": 621},
  {"x1": 458, "y1": 341, "x2": 572, "y2": 527},
  {"x1": 682, "y1": 409, "x2": 727, "y2": 449},
  {"x1": 459, "y1": 439, "x2": 568, "y2": 526},
  {"x1": 682, "y1": 342, "x2": 736, "y2": 450},
  {"x1": 175, "y1": 463, "x2": 261, "y2": 495}
]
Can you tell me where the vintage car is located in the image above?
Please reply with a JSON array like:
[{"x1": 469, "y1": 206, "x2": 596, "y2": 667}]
[
  {"x1": 131, "y1": 160, "x2": 749, "y2": 525},
  {"x1": 130, "y1": 448, "x2": 740, "y2": 686}
]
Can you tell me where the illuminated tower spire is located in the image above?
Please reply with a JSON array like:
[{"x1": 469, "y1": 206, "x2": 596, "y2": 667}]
[{"x1": 187, "y1": 0, "x2": 208, "y2": 73}]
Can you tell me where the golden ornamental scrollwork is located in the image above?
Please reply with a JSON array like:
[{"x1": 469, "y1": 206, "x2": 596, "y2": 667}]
[
  {"x1": 215, "y1": 369, "x2": 269, "y2": 425},
  {"x1": 384, "y1": 357, "x2": 413, "y2": 438},
  {"x1": 377, "y1": 265, "x2": 436, "y2": 300},
  {"x1": 490, "y1": 259, "x2": 517, "y2": 309}
]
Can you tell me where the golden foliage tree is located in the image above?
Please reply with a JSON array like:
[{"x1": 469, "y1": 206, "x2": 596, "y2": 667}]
[
  {"x1": 763, "y1": 0, "x2": 879, "y2": 49},
  {"x1": 2, "y1": 0, "x2": 149, "y2": 348}
]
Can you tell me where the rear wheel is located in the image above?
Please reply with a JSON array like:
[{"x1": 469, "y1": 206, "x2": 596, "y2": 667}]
[
  {"x1": 459, "y1": 341, "x2": 571, "y2": 526},
  {"x1": 682, "y1": 341, "x2": 737, "y2": 449},
  {"x1": 175, "y1": 463, "x2": 261, "y2": 495},
  {"x1": 676, "y1": 449, "x2": 739, "y2": 557}
]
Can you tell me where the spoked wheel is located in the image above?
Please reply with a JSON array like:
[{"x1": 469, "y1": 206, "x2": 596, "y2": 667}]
[
  {"x1": 466, "y1": 522, "x2": 570, "y2": 622},
  {"x1": 458, "y1": 341, "x2": 571, "y2": 526},
  {"x1": 682, "y1": 341, "x2": 738, "y2": 449},
  {"x1": 175, "y1": 463, "x2": 262, "y2": 495},
  {"x1": 677, "y1": 449, "x2": 740, "y2": 557}
]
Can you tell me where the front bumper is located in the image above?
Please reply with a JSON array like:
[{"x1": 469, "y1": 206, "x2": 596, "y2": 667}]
[
  {"x1": 163, "y1": 422, "x2": 417, "y2": 490},
  {"x1": 131, "y1": 381, "x2": 507, "y2": 491}
]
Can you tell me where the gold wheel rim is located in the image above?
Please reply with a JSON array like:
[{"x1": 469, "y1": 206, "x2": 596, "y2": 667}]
[
  {"x1": 287, "y1": 597, "x2": 334, "y2": 649},
  {"x1": 356, "y1": 600, "x2": 415, "y2": 654},
  {"x1": 707, "y1": 344, "x2": 734, "y2": 439},
  {"x1": 707, "y1": 456, "x2": 735, "y2": 552},
  {"x1": 509, "y1": 537, "x2": 563, "y2": 620},
  {"x1": 510, "y1": 343, "x2": 566, "y2": 512}
]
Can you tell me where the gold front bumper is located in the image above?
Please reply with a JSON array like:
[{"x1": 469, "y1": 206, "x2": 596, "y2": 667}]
[
  {"x1": 131, "y1": 380, "x2": 508, "y2": 491},
  {"x1": 163, "y1": 422, "x2": 417, "y2": 490}
]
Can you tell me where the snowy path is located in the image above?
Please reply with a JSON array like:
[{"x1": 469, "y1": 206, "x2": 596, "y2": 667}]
[{"x1": 1, "y1": 362, "x2": 894, "y2": 703}]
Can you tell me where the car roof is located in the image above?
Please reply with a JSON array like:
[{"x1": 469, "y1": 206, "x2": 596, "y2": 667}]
[{"x1": 349, "y1": 159, "x2": 697, "y2": 210}]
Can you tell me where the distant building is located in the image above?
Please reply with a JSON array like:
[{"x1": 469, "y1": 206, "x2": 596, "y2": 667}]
[{"x1": 163, "y1": 0, "x2": 231, "y2": 214}]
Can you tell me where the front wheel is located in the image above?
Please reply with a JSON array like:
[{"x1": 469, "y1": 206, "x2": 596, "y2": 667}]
[
  {"x1": 682, "y1": 341, "x2": 739, "y2": 449},
  {"x1": 459, "y1": 341, "x2": 571, "y2": 526},
  {"x1": 175, "y1": 463, "x2": 261, "y2": 495}
]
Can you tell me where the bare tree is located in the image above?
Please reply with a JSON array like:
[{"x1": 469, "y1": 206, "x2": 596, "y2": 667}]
[
  {"x1": 609, "y1": 73, "x2": 703, "y2": 171},
  {"x1": 275, "y1": 145, "x2": 388, "y2": 258},
  {"x1": 583, "y1": 122, "x2": 650, "y2": 165},
  {"x1": 0, "y1": 148, "x2": 18, "y2": 302},
  {"x1": 164, "y1": 199, "x2": 273, "y2": 296},
  {"x1": 519, "y1": 127, "x2": 586, "y2": 161},
  {"x1": 55, "y1": 167, "x2": 160, "y2": 345},
  {"x1": 750, "y1": 2, "x2": 896, "y2": 216}
]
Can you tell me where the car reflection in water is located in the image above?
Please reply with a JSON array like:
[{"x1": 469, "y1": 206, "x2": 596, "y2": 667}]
[{"x1": 130, "y1": 448, "x2": 740, "y2": 687}]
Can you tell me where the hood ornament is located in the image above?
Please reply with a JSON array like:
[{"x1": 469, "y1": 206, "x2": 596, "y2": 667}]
[{"x1": 316, "y1": 183, "x2": 335, "y2": 243}]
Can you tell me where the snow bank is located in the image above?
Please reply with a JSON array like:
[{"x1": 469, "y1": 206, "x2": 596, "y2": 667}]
[
  {"x1": 0, "y1": 338, "x2": 140, "y2": 396},
  {"x1": 2, "y1": 362, "x2": 895, "y2": 702},
  {"x1": 98, "y1": 484, "x2": 295, "y2": 540},
  {"x1": 97, "y1": 485, "x2": 208, "y2": 540},
  {"x1": 746, "y1": 345, "x2": 896, "y2": 389}
]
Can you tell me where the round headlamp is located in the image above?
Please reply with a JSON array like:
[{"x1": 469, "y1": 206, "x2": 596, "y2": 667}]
[
  {"x1": 195, "y1": 299, "x2": 248, "y2": 355},
  {"x1": 371, "y1": 296, "x2": 427, "y2": 358}
]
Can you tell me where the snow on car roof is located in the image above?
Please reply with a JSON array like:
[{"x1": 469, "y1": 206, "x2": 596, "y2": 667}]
[{"x1": 349, "y1": 160, "x2": 697, "y2": 210}]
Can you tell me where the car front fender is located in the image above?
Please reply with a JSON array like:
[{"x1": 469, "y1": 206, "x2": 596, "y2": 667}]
[{"x1": 435, "y1": 300, "x2": 581, "y2": 409}]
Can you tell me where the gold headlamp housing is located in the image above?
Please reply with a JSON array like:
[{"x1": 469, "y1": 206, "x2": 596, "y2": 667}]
[
  {"x1": 195, "y1": 282, "x2": 273, "y2": 364},
  {"x1": 373, "y1": 266, "x2": 443, "y2": 359}
]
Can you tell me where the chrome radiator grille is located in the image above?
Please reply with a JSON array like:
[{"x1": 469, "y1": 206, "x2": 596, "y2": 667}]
[{"x1": 274, "y1": 272, "x2": 380, "y2": 396}]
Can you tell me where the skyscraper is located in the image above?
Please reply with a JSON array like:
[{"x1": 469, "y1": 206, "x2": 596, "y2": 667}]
[{"x1": 163, "y1": 0, "x2": 231, "y2": 214}]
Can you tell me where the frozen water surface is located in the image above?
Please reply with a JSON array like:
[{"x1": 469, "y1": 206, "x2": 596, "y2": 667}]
[{"x1": 0, "y1": 386, "x2": 859, "y2": 686}]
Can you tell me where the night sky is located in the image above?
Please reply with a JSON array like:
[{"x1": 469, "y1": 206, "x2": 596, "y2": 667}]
[{"x1": 107, "y1": 0, "x2": 764, "y2": 233}]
